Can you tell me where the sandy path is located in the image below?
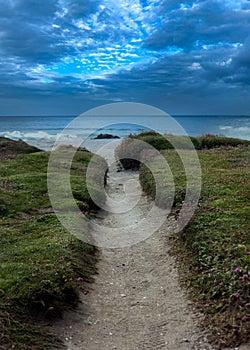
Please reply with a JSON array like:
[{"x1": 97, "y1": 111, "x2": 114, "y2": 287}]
[{"x1": 51, "y1": 162, "x2": 219, "y2": 350}]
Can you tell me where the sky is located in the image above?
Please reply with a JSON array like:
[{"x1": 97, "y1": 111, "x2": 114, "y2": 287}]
[{"x1": 0, "y1": 0, "x2": 250, "y2": 115}]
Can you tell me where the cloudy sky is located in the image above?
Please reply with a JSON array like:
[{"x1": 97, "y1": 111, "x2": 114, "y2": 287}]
[{"x1": 0, "y1": 0, "x2": 250, "y2": 115}]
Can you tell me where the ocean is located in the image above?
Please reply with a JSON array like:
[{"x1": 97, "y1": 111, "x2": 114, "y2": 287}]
[{"x1": 0, "y1": 115, "x2": 249, "y2": 151}]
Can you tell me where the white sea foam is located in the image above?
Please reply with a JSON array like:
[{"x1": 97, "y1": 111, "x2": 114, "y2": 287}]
[
  {"x1": 0, "y1": 130, "x2": 120, "y2": 152},
  {"x1": 219, "y1": 126, "x2": 232, "y2": 130},
  {"x1": 219, "y1": 125, "x2": 250, "y2": 140},
  {"x1": 0, "y1": 130, "x2": 82, "y2": 150},
  {"x1": 0, "y1": 130, "x2": 56, "y2": 140}
]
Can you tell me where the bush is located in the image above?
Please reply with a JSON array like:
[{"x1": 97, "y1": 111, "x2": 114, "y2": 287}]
[
  {"x1": 190, "y1": 136, "x2": 202, "y2": 149},
  {"x1": 115, "y1": 131, "x2": 201, "y2": 170},
  {"x1": 116, "y1": 132, "x2": 250, "y2": 171},
  {"x1": 131, "y1": 131, "x2": 174, "y2": 150},
  {"x1": 115, "y1": 137, "x2": 146, "y2": 169},
  {"x1": 199, "y1": 134, "x2": 250, "y2": 149}
]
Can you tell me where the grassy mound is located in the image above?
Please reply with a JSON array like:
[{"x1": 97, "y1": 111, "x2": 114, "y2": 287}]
[
  {"x1": 139, "y1": 146, "x2": 250, "y2": 348},
  {"x1": 115, "y1": 131, "x2": 250, "y2": 170},
  {"x1": 139, "y1": 149, "x2": 186, "y2": 208},
  {"x1": 0, "y1": 142, "x2": 107, "y2": 349},
  {"x1": 0, "y1": 137, "x2": 40, "y2": 160}
]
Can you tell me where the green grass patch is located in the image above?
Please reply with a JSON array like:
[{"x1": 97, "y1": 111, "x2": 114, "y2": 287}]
[
  {"x1": 0, "y1": 143, "x2": 107, "y2": 349},
  {"x1": 139, "y1": 149, "x2": 187, "y2": 208},
  {"x1": 140, "y1": 145, "x2": 250, "y2": 348},
  {"x1": 115, "y1": 131, "x2": 250, "y2": 170}
]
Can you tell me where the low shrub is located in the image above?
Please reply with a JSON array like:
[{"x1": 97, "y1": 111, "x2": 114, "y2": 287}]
[
  {"x1": 131, "y1": 131, "x2": 174, "y2": 150},
  {"x1": 115, "y1": 136, "x2": 147, "y2": 169},
  {"x1": 199, "y1": 134, "x2": 250, "y2": 149},
  {"x1": 116, "y1": 131, "x2": 250, "y2": 172},
  {"x1": 115, "y1": 131, "x2": 187, "y2": 170}
]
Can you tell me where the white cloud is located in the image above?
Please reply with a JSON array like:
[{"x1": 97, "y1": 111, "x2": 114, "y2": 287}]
[{"x1": 188, "y1": 62, "x2": 202, "y2": 70}]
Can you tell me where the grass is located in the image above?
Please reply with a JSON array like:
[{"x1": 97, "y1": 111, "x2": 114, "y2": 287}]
[
  {"x1": 139, "y1": 149, "x2": 187, "y2": 208},
  {"x1": 0, "y1": 141, "x2": 107, "y2": 349},
  {"x1": 0, "y1": 137, "x2": 40, "y2": 160},
  {"x1": 115, "y1": 131, "x2": 250, "y2": 170},
  {"x1": 1, "y1": 135, "x2": 249, "y2": 348},
  {"x1": 139, "y1": 145, "x2": 250, "y2": 348}
]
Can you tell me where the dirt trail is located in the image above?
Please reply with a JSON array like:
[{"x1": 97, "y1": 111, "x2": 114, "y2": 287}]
[{"x1": 51, "y1": 161, "x2": 221, "y2": 350}]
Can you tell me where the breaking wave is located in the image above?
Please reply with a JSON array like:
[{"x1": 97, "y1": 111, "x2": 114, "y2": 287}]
[
  {"x1": 0, "y1": 129, "x2": 121, "y2": 152},
  {"x1": 0, "y1": 130, "x2": 80, "y2": 150},
  {"x1": 219, "y1": 125, "x2": 250, "y2": 140}
]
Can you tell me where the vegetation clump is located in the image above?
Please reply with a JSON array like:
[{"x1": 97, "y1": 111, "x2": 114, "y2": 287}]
[
  {"x1": 115, "y1": 131, "x2": 250, "y2": 170},
  {"x1": 199, "y1": 134, "x2": 250, "y2": 149},
  {"x1": 0, "y1": 137, "x2": 40, "y2": 160},
  {"x1": 171, "y1": 146, "x2": 250, "y2": 348},
  {"x1": 133, "y1": 133, "x2": 250, "y2": 348},
  {"x1": 0, "y1": 138, "x2": 107, "y2": 349}
]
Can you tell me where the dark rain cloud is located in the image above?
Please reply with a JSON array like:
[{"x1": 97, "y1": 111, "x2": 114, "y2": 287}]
[
  {"x1": 67, "y1": 0, "x2": 101, "y2": 18},
  {"x1": 0, "y1": 0, "x2": 66, "y2": 62},
  {"x1": 143, "y1": 0, "x2": 250, "y2": 50},
  {"x1": 0, "y1": 0, "x2": 250, "y2": 114},
  {"x1": 234, "y1": 37, "x2": 250, "y2": 69}
]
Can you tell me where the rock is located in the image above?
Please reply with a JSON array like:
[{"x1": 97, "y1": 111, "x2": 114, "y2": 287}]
[
  {"x1": 131, "y1": 301, "x2": 140, "y2": 306},
  {"x1": 94, "y1": 134, "x2": 120, "y2": 139}
]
